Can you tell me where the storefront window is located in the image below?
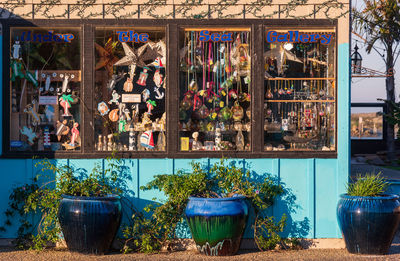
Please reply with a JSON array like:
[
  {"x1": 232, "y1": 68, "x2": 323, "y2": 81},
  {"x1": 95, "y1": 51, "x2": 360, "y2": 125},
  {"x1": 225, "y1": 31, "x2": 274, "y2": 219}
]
[
  {"x1": 94, "y1": 27, "x2": 166, "y2": 151},
  {"x1": 9, "y1": 27, "x2": 81, "y2": 151},
  {"x1": 264, "y1": 29, "x2": 336, "y2": 151},
  {"x1": 179, "y1": 28, "x2": 251, "y2": 151}
]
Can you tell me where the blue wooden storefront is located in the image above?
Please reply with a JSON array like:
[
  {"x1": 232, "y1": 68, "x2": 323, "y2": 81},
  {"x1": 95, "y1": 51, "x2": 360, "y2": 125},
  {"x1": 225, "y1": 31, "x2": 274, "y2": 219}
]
[{"x1": 0, "y1": 16, "x2": 350, "y2": 242}]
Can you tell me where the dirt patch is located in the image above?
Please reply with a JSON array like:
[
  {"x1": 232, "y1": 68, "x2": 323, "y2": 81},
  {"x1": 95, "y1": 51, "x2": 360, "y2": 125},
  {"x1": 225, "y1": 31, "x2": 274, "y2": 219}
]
[{"x1": 2, "y1": 247, "x2": 400, "y2": 261}]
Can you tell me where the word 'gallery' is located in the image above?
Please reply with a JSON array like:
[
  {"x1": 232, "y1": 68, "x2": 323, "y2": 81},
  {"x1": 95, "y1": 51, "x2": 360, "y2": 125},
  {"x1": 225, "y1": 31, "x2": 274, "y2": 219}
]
[{"x1": 8, "y1": 26, "x2": 336, "y2": 155}]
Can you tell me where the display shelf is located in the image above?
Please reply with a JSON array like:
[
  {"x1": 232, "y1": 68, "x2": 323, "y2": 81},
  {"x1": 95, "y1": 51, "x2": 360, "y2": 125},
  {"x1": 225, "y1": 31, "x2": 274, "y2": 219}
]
[
  {"x1": 265, "y1": 100, "x2": 335, "y2": 103},
  {"x1": 265, "y1": 77, "x2": 335, "y2": 81}
]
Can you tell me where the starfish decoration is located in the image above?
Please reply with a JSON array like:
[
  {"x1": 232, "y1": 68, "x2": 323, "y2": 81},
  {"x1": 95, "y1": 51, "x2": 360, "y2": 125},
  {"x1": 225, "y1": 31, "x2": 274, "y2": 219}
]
[{"x1": 95, "y1": 38, "x2": 119, "y2": 77}]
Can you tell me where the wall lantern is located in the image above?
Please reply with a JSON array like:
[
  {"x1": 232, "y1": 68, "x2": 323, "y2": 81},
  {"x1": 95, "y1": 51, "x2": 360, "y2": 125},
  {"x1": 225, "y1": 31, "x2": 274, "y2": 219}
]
[{"x1": 351, "y1": 44, "x2": 362, "y2": 74}]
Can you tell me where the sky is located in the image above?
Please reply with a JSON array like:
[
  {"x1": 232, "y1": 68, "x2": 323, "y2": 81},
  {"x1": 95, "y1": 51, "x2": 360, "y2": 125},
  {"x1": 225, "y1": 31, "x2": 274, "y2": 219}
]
[{"x1": 351, "y1": 0, "x2": 400, "y2": 103}]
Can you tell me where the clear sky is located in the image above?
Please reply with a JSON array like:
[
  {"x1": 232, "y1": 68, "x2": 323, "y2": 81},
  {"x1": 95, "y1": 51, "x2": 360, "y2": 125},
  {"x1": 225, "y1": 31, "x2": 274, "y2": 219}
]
[{"x1": 351, "y1": 0, "x2": 400, "y2": 103}]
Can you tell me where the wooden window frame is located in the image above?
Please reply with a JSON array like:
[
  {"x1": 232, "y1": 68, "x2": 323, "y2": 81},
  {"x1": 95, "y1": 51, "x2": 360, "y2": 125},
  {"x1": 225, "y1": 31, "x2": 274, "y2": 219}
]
[{"x1": 1, "y1": 19, "x2": 337, "y2": 159}]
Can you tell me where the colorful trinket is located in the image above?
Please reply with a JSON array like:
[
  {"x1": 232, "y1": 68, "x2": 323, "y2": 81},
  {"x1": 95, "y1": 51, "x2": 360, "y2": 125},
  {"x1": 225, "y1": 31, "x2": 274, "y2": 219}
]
[
  {"x1": 59, "y1": 94, "x2": 73, "y2": 117},
  {"x1": 98, "y1": 101, "x2": 110, "y2": 116},
  {"x1": 137, "y1": 67, "x2": 150, "y2": 86},
  {"x1": 146, "y1": 100, "x2": 156, "y2": 114},
  {"x1": 123, "y1": 77, "x2": 134, "y2": 92},
  {"x1": 108, "y1": 90, "x2": 120, "y2": 105},
  {"x1": 109, "y1": 109, "x2": 119, "y2": 122},
  {"x1": 140, "y1": 130, "x2": 154, "y2": 149},
  {"x1": 20, "y1": 126, "x2": 37, "y2": 145}
]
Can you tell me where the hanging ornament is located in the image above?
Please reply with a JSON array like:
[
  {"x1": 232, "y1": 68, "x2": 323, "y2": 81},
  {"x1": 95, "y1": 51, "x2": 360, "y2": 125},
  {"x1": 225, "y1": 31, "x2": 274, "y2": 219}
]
[
  {"x1": 108, "y1": 90, "x2": 121, "y2": 105},
  {"x1": 98, "y1": 101, "x2": 110, "y2": 116},
  {"x1": 20, "y1": 126, "x2": 37, "y2": 145},
  {"x1": 197, "y1": 105, "x2": 210, "y2": 119},
  {"x1": 119, "y1": 117, "x2": 127, "y2": 133},
  {"x1": 148, "y1": 57, "x2": 164, "y2": 69},
  {"x1": 12, "y1": 40, "x2": 21, "y2": 59},
  {"x1": 109, "y1": 109, "x2": 119, "y2": 122},
  {"x1": 193, "y1": 95, "x2": 202, "y2": 111},
  {"x1": 128, "y1": 124, "x2": 136, "y2": 151},
  {"x1": 24, "y1": 102, "x2": 40, "y2": 125},
  {"x1": 61, "y1": 74, "x2": 70, "y2": 93},
  {"x1": 238, "y1": 92, "x2": 251, "y2": 102},
  {"x1": 231, "y1": 102, "x2": 244, "y2": 121},
  {"x1": 153, "y1": 69, "x2": 164, "y2": 87},
  {"x1": 25, "y1": 71, "x2": 38, "y2": 87},
  {"x1": 43, "y1": 126, "x2": 51, "y2": 149},
  {"x1": 266, "y1": 108, "x2": 272, "y2": 116},
  {"x1": 70, "y1": 122, "x2": 80, "y2": 147},
  {"x1": 11, "y1": 60, "x2": 24, "y2": 81},
  {"x1": 140, "y1": 130, "x2": 155, "y2": 149},
  {"x1": 123, "y1": 77, "x2": 134, "y2": 92},
  {"x1": 146, "y1": 100, "x2": 156, "y2": 114},
  {"x1": 56, "y1": 120, "x2": 70, "y2": 141},
  {"x1": 154, "y1": 86, "x2": 164, "y2": 100},
  {"x1": 219, "y1": 106, "x2": 232, "y2": 121},
  {"x1": 141, "y1": 89, "x2": 151, "y2": 102},
  {"x1": 44, "y1": 105, "x2": 55, "y2": 123},
  {"x1": 188, "y1": 79, "x2": 198, "y2": 92},
  {"x1": 59, "y1": 95, "x2": 73, "y2": 117},
  {"x1": 228, "y1": 89, "x2": 238, "y2": 99},
  {"x1": 137, "y1": 67, "x2": 150, "y2": 86},
  {"x1": 208, "y1": 108, "x2": 218, "y2": 121}
]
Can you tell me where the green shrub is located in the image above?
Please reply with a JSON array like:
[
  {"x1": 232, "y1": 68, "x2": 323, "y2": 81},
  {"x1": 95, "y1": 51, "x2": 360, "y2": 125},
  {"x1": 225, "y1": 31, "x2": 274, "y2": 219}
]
[
  {"x1": 347, "y1": 172, "x2": 390, "y2": 197},
  {"x1": 122, "y1": 158, "x2": 290, "y2": 253}
]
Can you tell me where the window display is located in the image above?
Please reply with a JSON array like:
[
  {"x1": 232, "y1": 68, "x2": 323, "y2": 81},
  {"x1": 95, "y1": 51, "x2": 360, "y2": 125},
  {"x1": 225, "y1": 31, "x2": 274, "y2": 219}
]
[
  {"x1": 9, "y1": 28, "x2": 81, "y2": 151},
  {"x1": 94, "y1": 28, "x2": 166, "y2": 151},
  {"x1": 264, "y1": 29, "x2": 336, "y2": 151},
  {"x1": 179, "y1": 28, "x2": 251, "y2": 151}
]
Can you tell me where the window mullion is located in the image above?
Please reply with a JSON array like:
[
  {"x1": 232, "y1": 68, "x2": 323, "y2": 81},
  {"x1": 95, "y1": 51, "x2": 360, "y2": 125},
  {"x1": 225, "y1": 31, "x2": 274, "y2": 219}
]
[
  {"x1": 82, "y1": 23, "x2": 94, "y2": 154},
  {"x1": 252, "y1": 23, "x2": 264, "y2": 153}
]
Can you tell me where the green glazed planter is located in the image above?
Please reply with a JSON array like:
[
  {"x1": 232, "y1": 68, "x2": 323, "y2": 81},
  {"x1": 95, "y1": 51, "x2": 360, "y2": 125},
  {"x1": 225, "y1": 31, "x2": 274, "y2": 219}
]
[{"x1": 185, "y1": 195, "x2": 249, "y2": 256}]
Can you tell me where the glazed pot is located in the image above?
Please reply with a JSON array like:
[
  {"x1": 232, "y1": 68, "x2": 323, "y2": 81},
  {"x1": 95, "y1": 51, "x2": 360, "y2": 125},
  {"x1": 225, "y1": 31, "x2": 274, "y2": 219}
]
[
  {"x1": 185, "y1": 195, "x2": 248, "y2": 256},
  {"x1": 58, "y1": 194, "x2": 122, "y2": 254},
  {"x1": 337, "y1": 194, "x2": 400, "y2": 255}
]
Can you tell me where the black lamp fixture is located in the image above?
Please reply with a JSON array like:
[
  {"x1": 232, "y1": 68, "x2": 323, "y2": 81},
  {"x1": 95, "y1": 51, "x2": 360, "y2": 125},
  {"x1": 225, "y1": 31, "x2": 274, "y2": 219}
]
[{"x1": 351, "y1": 43, "x2": 362, "y2": 74}]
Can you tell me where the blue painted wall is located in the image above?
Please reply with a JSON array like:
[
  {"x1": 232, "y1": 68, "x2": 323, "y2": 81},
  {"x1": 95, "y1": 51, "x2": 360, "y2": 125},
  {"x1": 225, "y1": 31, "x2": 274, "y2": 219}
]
[{"x1": 0, "y1": 38, "x2": 350, "y2": 239}]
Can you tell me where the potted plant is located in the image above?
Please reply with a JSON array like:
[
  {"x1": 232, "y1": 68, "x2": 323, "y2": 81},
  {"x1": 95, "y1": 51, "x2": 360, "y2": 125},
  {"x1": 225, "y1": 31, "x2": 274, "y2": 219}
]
[
  {"x1": 0, "y1": 158, "x2": 124, "y2": 254},
  {"x1": 127, "y1": 159, "x2": 286, "y2": 255},
  {"x1": 337, "y1": 173, "x2": 400, "y2": 254}
]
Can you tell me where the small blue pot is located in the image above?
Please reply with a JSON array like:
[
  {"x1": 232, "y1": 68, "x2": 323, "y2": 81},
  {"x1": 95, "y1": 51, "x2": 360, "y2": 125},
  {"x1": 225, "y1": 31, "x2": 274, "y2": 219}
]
[
  {"x1": 337, "y1": 194, "x2": 400, "y2": 254},
  {"x1": 185, "y1": 195, "x2": 249, "y2": 256},
  {"x1": 58, "y1": 194, "x2": 122, "y2": 254}
]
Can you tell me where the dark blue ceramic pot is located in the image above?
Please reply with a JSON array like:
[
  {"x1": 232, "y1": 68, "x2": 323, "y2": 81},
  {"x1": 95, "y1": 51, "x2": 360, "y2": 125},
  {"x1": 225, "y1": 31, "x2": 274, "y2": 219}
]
[
  {"x1": 185, "y1": 195, "x2": 248, "y2": 256},
  {"x1": 337, "y1": 194, "x2": 400, "y2": 254},
  {"x1": 58, "y1": 194, "x2": 122, "y2": 254}
]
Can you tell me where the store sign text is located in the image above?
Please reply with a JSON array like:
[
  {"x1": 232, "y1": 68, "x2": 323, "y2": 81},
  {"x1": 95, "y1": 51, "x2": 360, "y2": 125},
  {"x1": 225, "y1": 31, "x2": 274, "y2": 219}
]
[
  {"x1": 266, "y1": 31, "x2": 333, "y2": 45},
  {"x1": 116, "y1": 31, "x2": 149, "y2": 43},
  {"x1": 199, "y1": 30, "x2": 233, "y2": 42},
  {"x1": 20, "y1": 31, "x2": 75, "y2": 43}
]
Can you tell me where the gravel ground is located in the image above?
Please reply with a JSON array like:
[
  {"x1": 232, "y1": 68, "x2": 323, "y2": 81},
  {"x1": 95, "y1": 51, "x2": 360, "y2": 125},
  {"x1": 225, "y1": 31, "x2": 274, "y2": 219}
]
[{"x1": 2, "y1": 246, "x2": 400, "y2": 261}]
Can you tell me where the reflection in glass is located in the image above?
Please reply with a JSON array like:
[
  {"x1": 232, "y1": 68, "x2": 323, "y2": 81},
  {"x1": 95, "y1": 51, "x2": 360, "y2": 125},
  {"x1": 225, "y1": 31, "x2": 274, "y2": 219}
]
[{"x1": 10, "y1": 28, "x2": 81, "y2": 152}]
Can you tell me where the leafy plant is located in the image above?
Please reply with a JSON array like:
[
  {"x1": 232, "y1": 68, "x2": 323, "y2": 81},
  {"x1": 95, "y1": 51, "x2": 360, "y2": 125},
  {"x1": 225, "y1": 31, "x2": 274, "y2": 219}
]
[
  {"x1": 122, "y1": 158, "x2": 290, "y2": 253},
  {"x1": 347, "y1": 172, "x2": 390, "y2": 197},
  {"x1": 0, "y1": 157, "x2": 124, "y2": 250}
]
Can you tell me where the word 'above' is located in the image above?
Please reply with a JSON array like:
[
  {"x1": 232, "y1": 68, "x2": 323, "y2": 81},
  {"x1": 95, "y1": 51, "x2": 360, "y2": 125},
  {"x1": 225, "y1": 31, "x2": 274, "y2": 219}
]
[
  {"x1": 20, "y1": 31, "x2": 75, "y2": 43},
  {"x1": 199, "y1": 30, "x2": 233, "y2": 42},
  {"x1": 266, "y1": 31, "x2": 334, "y2": 45},
  {"x1": 116, "y1": 31, "x2": 149, "y2": 43}
]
